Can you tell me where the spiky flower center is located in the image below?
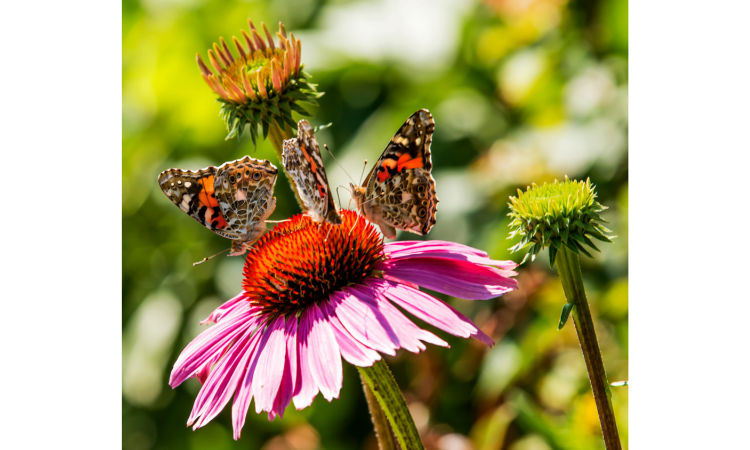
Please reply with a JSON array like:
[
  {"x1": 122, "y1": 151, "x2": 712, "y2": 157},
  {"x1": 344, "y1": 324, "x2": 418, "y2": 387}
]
[
  {"x1": 243, "y1": 211, "x2": 384, "y2": 318},
  {"x1": 507, "y1": 177, "x2": 614, "y2": 265}
]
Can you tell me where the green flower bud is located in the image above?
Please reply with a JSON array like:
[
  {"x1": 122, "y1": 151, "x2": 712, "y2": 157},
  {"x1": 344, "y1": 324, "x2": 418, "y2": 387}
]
[{"x1": 507, "y1": 177, "x2": 615, "y2": 266}]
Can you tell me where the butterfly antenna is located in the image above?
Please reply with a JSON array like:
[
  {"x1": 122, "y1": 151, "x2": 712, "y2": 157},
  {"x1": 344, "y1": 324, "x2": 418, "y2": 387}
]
[
  {"x1": 336, "y1": 185, "x2": 346, "y2": 211},
  {"x1": 324, "y1": 224, "x2": 333, "y2": 242},
  {"x1": 359, "y1": 159, "x2": 368, "y2": 186},
  {"x1": 349, "y1": 213, "x2": 360, "y2": 236},
  {"x1": 358, "y1": 192, "x2": 387, "y2": 207},
  {"x1": 323, "y1": 144, "x2": 356, "y2": 184},
  {"x1": 193, "y1": 247, "x2": 231, "y2": 266}
]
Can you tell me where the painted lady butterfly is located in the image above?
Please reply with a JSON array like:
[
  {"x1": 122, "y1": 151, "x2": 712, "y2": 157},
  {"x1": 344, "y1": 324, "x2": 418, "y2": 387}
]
[
  {"x1": 282, "y1": 120, "x2": 343, "y2": 225},
  {"x1": 350, "y1": 109, "x2": 438, "y2": 239},
  {"x1": 158, "y1": 156, "x2": 278, "y2": 256}
]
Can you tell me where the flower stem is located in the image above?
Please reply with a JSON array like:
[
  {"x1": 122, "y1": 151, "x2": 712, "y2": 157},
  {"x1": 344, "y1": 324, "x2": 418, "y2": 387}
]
[
  {"x1": 267, "y1": 122, "x2": 304, "y2": 209},
  {"x1": 555, "y1": 245, "x2": 621, "y2": 450},
  {"x1": 361, "y1": 373, "x2": 400, "y2": 450},
  {"x1": 358, "y1": 360, "x2": 424, "y2": 450}
]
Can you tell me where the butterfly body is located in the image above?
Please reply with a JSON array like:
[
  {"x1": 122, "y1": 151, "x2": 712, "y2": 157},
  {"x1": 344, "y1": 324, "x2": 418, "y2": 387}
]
[
  {"x1": 158, "y1": 156, "x2": 278, "y2": 256},
  {"x1": 351, "y1": 109, "x2": 438, "y2": 239},
  {"x1": 282, "y1": 120, "x2": 343, "y2": 225}
]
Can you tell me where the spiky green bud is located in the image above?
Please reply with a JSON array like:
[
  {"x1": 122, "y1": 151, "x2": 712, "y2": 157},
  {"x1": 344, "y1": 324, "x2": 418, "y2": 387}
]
[{"x1": 507, "y1": 177, "x2": 615, "y2": 266}]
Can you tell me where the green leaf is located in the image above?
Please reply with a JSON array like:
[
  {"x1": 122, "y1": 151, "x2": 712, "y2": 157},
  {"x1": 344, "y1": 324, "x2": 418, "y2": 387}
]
[
  {"x1": 572, "y1": 240, "x2": 593, "y2": 258},
  {"x1": 301, "y1": 97, "x2": 319, "y2": 107},
  {"x1": 283, "y1": 113, "x2": 297, "y2": 129},
  {"x1": 549, "y1": 244, "x2": 557, "y2": 269},
  {"x1": 575, "y1": 219, "x2": 598, "y2": 234},
  {"x1": 557, "y1": 303, "x2": 574, "y2": 330},
  {"x1": 285, "y1": 90, "x2": 305, "y2": 99},
  {"x1": 299, "y1": 89, "x2": 324, "y2": 98},
  {"x1": 594, "y1": 223, "x2": 613, "y2": 233},
  {"x1": 520, "y1": 252, "x2": 531, "y2": 265},
  {"x1": 278, "y1": 101, "x2": 291, "y2": 113},
  {"x1": 592, "y1": 215, "x2": 610, "y2": 224},
  {"x1": 268, "y1": 103, "x2": 281, "y2": 116},
  {"x1": 560, "y1": 228, "x2": 569, "y2": 244},
  {"x1": 551, "y1": 236, "x2": 562, "y2": 249},
  {"x1": 262, "y1": 120, "x2": 269, "y2": 140},
  {"x1": 581, "y1": 234, "x2": 600, "y2": 252},
  {"x1": 290, "y1": 103, "x2": 313, "y2": 117},
  {"x1": 273, "y1": 113, "x2": 286, "y2": 130},
  {"x1": 313, "y1": 122, "x2": 333, "y2": 133},
  {"x1": 564, "y1": 239, "x2": 580, "y2": 255},
  {"x1": 570, "y1": 231, "x2": 586, "y2": 244},
  {"x1": 250, "y1": 123, "x2": 257, "y2": 148},
  {"x1": 589, "y1": 232, "x2": 613, "y2": 243}
]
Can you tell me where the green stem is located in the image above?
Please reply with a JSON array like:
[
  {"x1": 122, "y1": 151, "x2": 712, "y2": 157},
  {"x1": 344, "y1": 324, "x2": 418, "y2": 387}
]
[
  {"x1": 267, "y1": 122, "x2": 304, "y2": 209},
  {"x1": 361, "y1": 373, "x2": 400, "y2": 450},
  {"x1": 555, "y1": 245, "x2": 621, "y2": 450},
  {"x1": 358, "y1": 360, "x2": 424, "y2": 450}
]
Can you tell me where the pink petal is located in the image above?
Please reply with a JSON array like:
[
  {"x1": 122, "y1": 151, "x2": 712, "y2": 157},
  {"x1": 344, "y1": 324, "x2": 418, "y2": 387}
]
[
  {"x1": 320, "y1": 300, "x2": 381, "y2": 367},
  {"x1": 187, "y1": 324, "x2": 259, "y2": 430},
  {"x1": 200, "y1": 292, "x2": 249, "y2": 325},
  {"x1": 377, "y1": 257, "x2": 517, "y2": 300},
  {"x1": 366, "y1": 278, "x2": 495, "y2": 346},
  {"x1": 270, "y1": 317, "x2": 298, "y2": 420},
  {"x1": 252, "y1": 316, "x2": 287, "y2": 414},
  {"x1": 328, "y1": 290, "x2": 398, "y2": 355},
  {"x1": 293, "y1": 315, "x2": 319, "y2": 409},
  {"x1": 170, "y1": 307, "x2": 259, "y2": 387},
  {"x1": 192, "y1": 343, "x2": 229, "y2": 385},
  {"x1": 384, "y1": 240, "x2": 519, "y2": 270},
  {"x1": 230, "y1": 329, "x2": 265, "y2": 440},
  {"x1": 381, "y1": 272, "x2": 419, "y2": 289},
  {"x1": 348, "y1": 285, "x2": 448, "y2": 352},
  {"x1": 303, "y1": 304, "x2": 343, "y2": 401}
]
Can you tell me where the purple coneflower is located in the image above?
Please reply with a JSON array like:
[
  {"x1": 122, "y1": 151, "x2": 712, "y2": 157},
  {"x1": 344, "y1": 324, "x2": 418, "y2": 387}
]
[{"x1": 170, "y1": 211, "x2": 517, "y2": 439}]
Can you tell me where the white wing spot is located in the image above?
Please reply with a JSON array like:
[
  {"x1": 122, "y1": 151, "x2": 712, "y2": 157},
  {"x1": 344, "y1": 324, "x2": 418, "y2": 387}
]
[
  {"x1": 180, "y1": 194, "x2": 191, "y2": 211},
  {"x1": 184, "y1": 181, "x2": 192, "y2": 188},
  {"x1": 415, "y1": 137, "x2": 421, "y2": 146}
]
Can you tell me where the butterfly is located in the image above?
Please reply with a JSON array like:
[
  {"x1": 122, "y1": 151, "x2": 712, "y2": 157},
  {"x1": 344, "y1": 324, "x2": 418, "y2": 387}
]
[
  {"x1": 282, "y1": 120, "x2": 343, "y2": 225},
  {"x1": 158, "y1": 156, "x2": 278, "y2": 256},
  {"x1": 350, "y1": 109, "x2": 438, "y2": 239}
]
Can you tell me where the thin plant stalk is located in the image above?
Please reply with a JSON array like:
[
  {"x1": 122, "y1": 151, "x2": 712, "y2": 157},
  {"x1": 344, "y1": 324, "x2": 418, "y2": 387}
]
[
  {"x1": 555, "y1": 245, "x2": 621, "y2": 450},
  {"x1": 361, "y1": 374, "x2": 399, "y2": 450},
  {"x1": 358, "y1": 360, "x2": 425, "y2": 450}
]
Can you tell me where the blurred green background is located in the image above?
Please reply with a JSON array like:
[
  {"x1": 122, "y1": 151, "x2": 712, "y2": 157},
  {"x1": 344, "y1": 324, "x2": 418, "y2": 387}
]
[{"x1": 123, "y1": 0, "x2": 628, "y2": 449}]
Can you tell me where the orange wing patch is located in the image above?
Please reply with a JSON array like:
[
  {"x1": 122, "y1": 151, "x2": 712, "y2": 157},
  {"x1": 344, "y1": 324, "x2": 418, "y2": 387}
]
[
  {"x1": 377, "y1": 159, "x2": 396, "y2": 183},
  {"x1": 396, "y1": 153, "x2": 423, "y2": 171},
  {"x1": 197, "y1": 175, "x2": 229, "y2": 229}
]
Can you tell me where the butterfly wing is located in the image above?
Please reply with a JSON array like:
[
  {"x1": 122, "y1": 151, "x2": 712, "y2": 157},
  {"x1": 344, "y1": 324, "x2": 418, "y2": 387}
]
[
  {"x1": 282, "y1": 120, "x2": 343, "y2": 225},
  {"x1": 158, "y1": 166, "x2": 239, "y2": 239},
  {"x1": 361, "y1": 109, "x2": 438, "y2": 237},
  {"x1": 212, "y1": 156, "x2": 279, "y2": 242}
]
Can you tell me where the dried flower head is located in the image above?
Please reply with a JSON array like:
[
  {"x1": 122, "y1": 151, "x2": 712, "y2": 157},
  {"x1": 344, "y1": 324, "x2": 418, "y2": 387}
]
[
  {"x1": 507, "y1": 176, "x2": 615, "y2": 266},
  {"x1": 196, "y1": 20, "x2": 323, "y2": 142}
]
